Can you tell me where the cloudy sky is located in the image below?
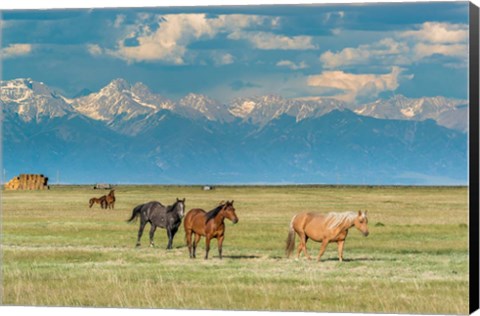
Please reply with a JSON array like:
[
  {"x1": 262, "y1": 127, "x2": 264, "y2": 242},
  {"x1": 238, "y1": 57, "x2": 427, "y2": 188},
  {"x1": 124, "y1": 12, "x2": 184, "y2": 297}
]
[{"x1": 1, "y1": 1, "x2": 470, "y2": 103}]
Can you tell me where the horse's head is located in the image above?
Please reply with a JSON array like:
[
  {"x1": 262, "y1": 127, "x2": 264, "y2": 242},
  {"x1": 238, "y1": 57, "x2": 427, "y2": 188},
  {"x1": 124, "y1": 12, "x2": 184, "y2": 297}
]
[
  {"x1": 175, "y1": 198, "x2": 186, "y2": 218},
  {"x1": 354, "y1": 210, "x2": 369, "y2": 236},
  {"x1": 221, "y1": 200, "x2": 238, "y2": 224}
]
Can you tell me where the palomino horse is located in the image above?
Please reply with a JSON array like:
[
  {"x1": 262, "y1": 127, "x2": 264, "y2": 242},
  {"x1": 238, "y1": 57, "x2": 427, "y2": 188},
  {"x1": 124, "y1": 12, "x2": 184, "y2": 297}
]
[
  {"x1": 184, "y1": 201, "x2": 238, "y2": 259},
  {"x1": 105, "y1": 190, "x2": 116, "y2": 209},
  {"x1": 89, "y1": 195, "x2": 107, "y2": 209},
  {"x1": 127, "y1": 198, "x2": 185, "y2": 249},
  {"x1": 286, "y1": 210, "x2": 369, "y2": 262}
]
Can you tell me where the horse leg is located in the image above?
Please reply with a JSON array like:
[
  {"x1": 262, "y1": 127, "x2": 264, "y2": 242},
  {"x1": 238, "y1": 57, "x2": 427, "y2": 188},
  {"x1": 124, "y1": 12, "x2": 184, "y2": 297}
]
[
  {"x1": 193, "y1": 234, "x2": 201, "y2": 259},
  {"x1": 297, "y1": 232, "x2": 310, "y2": 260},
  {"x1": 167, "y1": 226, "x2": 178, "y2": 250},
  {"x1": 337, "y1": 240, "x2": 345, "y2": 262},
  {"x1": 302, "y1": 236, "x2": 312, "y2": 260},
  {"x1": 166, "y1": 228, "x2": 172, "y2": 249},
  {"x1": 186, "y1": 230, "x2": 193, "y2": 258},
  {"x1": 204, "y1": 236, "x2": 212, "y2": 260},
  {"x1": 136, "y1": 220, "x2": 147, "y2": 247},
  {"x1": 317, "y1": 239, "x2": 329, "y2": 262},
  {"x1": 218, "y1": 235, "x2": 224, "y2": 259},
  {"x1": 149, "y1": 224, "x2": 157, "y2": 247}
]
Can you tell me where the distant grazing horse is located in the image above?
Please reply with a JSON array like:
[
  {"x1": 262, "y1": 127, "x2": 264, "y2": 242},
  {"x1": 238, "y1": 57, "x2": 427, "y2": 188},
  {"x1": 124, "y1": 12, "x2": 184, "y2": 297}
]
[
  {"x1": 105, "y1": 190, "x2": 116, "y2": 209},
  {"x1": 184, "y1": 200, "x2": 238, "y2": 259},
  {"x1": 127, "y1": 198, "x2": 186, "y2": 249},
  {"x1": 89, "y1": 195, "x2": 107, "y2": 209},
  {"x1": 286, "y1": 210, "x2": 369, "y2": 262}
]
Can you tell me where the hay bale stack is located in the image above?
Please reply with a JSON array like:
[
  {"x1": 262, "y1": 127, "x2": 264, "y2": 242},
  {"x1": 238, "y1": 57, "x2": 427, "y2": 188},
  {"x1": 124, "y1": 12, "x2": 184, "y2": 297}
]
[{"x1": 4, "y1": 174, "x2": 49, "y2": 190}]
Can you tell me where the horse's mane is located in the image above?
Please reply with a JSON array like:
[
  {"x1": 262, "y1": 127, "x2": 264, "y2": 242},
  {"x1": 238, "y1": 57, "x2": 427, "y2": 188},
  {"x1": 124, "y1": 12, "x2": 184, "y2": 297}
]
[
  {"x1": 204, "y1": 204, "x2": 225, "y2": 223},
  {"x1": 166, "y1": 201, "x2": 179, "y2": 213},
  {"x1": 324, "y1": 211, "x2": 358, "y2": 230}
]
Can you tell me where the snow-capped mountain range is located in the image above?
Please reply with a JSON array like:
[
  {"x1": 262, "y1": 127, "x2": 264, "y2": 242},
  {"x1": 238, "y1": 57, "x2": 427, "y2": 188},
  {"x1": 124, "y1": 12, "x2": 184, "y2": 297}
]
[
  {"x1": 70, "y1": 79, "x2": 175, "y2": 121},
  {"x1": 1, "y1": 78, "x2": 468, "y2": 133},
  {"x1": 1, "y1": 78, "x2": 468, "y2": 185},
  {"x1": 1, "y1": 78, "x2": 73, "y2": 122}
]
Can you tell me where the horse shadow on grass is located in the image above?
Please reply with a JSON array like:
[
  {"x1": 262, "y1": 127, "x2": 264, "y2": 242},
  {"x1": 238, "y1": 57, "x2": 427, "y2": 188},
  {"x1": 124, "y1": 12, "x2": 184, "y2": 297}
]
[
  {"x1": 266, "y1": 256, "x2": 394, "y2": 262},
  {"x1": 220, "y1": 255, "x2": 261, "y2": 260},
  {"x1": 321, "y1": 257, "x2": 396, "y2": 262}
]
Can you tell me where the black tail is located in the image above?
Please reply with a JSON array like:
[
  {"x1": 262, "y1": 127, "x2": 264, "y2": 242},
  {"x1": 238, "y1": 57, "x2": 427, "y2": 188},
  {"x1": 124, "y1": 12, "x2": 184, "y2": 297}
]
[{"x1": 126, "y1": 204, "x2": 143, "y2": 223}]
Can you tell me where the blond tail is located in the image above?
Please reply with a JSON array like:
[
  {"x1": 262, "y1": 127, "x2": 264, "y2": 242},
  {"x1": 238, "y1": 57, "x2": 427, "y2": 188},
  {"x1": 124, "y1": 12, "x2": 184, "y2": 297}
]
[{"x1": 285, "y1": 215, "x2": 297, "y2": 258}]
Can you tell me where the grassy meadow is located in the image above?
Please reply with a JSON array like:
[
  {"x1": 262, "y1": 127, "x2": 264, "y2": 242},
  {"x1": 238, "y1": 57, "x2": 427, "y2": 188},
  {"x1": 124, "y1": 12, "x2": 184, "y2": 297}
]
[{"x1": 1, "y1": 185, "x2": 469, "y2": 314}]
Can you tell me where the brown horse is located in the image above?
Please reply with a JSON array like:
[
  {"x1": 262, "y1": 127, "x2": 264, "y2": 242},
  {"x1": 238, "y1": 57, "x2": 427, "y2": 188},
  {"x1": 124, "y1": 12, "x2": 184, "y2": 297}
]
[
  {"x1": 89, "y1": 196, "x2": 107, "y2": 209},
  {"x1": 286, "y1": 210, "x2": 369, "y2": 262},
  {"x1": 105, "y1": 190, "x2": 116, "y2": 209},
  {"x1": 184, "y1": 200, "x2": 239, "y2": 259}
]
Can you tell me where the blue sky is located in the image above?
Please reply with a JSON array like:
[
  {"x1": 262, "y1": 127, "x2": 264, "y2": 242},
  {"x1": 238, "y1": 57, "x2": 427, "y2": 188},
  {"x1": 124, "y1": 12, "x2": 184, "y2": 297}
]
[{"x1": 1, "y1": 1, "x2": 470, "y2": 103}]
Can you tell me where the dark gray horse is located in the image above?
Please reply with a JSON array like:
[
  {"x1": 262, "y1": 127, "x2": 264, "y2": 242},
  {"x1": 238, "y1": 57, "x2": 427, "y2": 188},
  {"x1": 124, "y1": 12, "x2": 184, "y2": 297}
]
[{"x1": 127, "y1": 198, "x2": 185, "y2": 249}]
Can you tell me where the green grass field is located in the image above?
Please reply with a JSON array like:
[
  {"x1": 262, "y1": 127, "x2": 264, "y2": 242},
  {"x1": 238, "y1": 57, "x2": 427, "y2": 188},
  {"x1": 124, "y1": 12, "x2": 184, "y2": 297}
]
[{"x1": 1, "y1": 185, "x2": 469, "y2": 314}]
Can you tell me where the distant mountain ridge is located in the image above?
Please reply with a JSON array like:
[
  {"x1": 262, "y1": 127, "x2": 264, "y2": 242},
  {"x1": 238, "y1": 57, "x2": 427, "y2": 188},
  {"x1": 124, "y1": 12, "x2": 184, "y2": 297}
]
[
  {"x1": 354, "y1": 95, "x2": 468, "y2": 132},
  {"x1": 1, "y1": 78, "x2": 468, "y2": 133},
  {"x1": 1, "y1": 78, "x2": 468, "y2": 185}
]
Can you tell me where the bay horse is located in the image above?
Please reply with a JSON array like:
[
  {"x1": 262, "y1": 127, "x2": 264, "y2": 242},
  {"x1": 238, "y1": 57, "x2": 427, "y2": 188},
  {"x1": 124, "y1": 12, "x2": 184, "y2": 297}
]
[
  {"x1": 89, "y1": 196, "x2": 107, "y2": 209},
  {"x1": 184, "y1": 200, "x2": 238, "y2": 259},
  {"x1": 127, "y1": 198, "x2": 185, "y2": 249},
  {"x1": 286, "y1": 210, "x2": 369, "y2": 262},
  {"x1": 105, "y1": 190, "x2": 116, "y2": 209}
]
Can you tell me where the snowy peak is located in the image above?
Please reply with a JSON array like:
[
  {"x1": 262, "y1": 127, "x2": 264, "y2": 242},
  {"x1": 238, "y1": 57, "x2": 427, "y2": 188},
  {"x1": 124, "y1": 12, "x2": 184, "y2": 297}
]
[
  {"x1": 1, "y1": 78, "x2": 73, "y2": 122},
  {"x1": 229, "y1": 95, "x2": 291, "y2": 124},
  {"x1": 354, "y1": 95, "x2": 468, "y2": 131},
  {"x1": 72, "y1": 78, "x2": 173, "y2": 121},
  {"x1": 229, "y1": 94, "x2": 346, "y2": 125},
  {"x1": 106, "y1": 78, "x2": 131, "y2": 91},
  {"x1": 178, "y1": 93, "x2": 234, "y2": 122}
]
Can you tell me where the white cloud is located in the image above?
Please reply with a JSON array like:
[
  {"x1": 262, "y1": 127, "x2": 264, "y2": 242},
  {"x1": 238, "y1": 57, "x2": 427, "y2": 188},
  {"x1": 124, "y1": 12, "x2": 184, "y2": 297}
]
[
  {"x1": 87, "y1": 44, "x2": 103, "y2": 56},
  {"x1": 109, "y1": 13, "x2": 276, "y2": 64},
  {"x1": 320, "y1": 38, "x2": 409, "y2": 69},
  {"x1": 212, "y1": 52, "x2": 234, "y2": 66},
  {"x1": 1, "y1": 44, "x2": 32, "y2": 59},
  {"x1": 113, "y1": 14, "x2": 126, "y2": 28},
  {"x1": 228, "y1": 31, "x2": 316, "y2": 50},
  {"x1": 319, "y1": 22, "x2": 468, "y2": 69},
  {"x1": 276, "y1": 60, "x2": 308, "y2": 70},
  {"x1": 413, "y1": 43, "x2": 467, "y2": 59},
  {"x1": 400, "y1": 22, "x2": 468, "y2": 44},
  {"x1": 331, "y1": 28, "x2": 342, "y2": 36},
  {"x1": 307, "y1": 66, "x2": 408, "y2": 103},
  {"x1": 324, "y1": 11, "x2": 345, "y2": 24},
  {"x1": 112, "y1": 14, "x2": 211, "y2": 64}
]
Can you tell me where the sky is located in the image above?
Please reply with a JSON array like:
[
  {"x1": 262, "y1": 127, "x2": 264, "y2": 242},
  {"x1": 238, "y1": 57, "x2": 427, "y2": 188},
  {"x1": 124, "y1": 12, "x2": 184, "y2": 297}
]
[{"x1": 0, "y1": 1, "x2": 471, "y2": 104}]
